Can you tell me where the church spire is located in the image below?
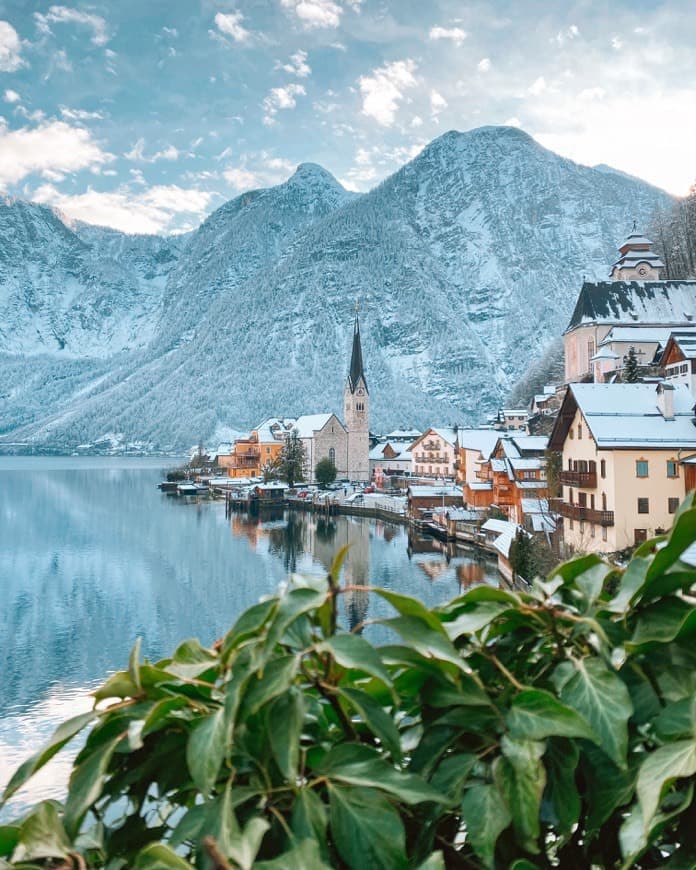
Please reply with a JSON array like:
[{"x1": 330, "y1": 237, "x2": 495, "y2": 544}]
[{"x1": 348, "y1": 312, "x2": 368, "y2": 394}]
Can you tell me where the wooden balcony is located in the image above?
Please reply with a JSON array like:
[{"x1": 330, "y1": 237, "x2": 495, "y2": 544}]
[
  {"x1": 559, "y1": 470, "x2": 597, "y2": 488},
  {"x1": 551, "y1": 499, "x2": 614, "y2": 526}
]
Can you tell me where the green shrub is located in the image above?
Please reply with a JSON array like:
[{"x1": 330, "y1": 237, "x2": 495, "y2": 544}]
[{"x1": 2, "y1": 497, "x2": 696, "y2": 868}]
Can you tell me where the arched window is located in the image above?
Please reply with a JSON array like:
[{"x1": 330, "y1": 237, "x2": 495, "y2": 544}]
[{"x1": 329, "y1": 447, "x2": 336, "y2": 464}]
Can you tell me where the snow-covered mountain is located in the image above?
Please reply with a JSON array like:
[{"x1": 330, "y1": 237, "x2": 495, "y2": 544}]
[{"x1": 0, "y1": 126, "x2": 674, "y2": 451}]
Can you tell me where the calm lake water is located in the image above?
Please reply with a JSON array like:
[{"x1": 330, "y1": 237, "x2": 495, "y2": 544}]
[{"x1": 0, "y1": 457, "x2": 498, "y2": 818}]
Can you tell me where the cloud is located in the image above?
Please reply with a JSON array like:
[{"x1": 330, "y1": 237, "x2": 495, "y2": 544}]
[
  {"x1": 279, "y1": 49, "x2": 311, "y2": 78},
  {"x1": 60, "y1": 106, "x2": 105, "y2": 121},
  {"x1": 429, "y1": 25, "x2": 467, "y2": 46},
  {"x1": 477, "y1": 57, "x2": 491, "y2": 72},
  {"x1": 34, "y1": 6, "x2": 109, "y2": 46},
  {"x1": 430, "y1": 89, "x2": 447, "y2": 117},
  {"x1": 33, "y1": 182, "x2": 214, "y2": 234},
  {"x1": 279, "y1": 0, "x2": 342, "y2": 30},
  {"x1": 358, "y1": 59, "x2": 417, "y2": 126},
  {"x1": 3, "y1": 89, "x2": 20, "y2": 104},
  {"x1": 528, "y1": 76, "x2": 547, "y2": 96},
  {"x1": 0, "y1": 20, "x2": 24, "y2": 71},
  {"x1": 223, "y1": 154, "x2": 296, "y2": 191},
  {"x1": 0, "y1": 120, "x2": 113, "y2": 187},
  {"x1": 342, "y1": 141, "x2": 425, "y2": 190},
  {"x1": 214, "y1": 11, "x2": 250, "y2": 43},
  {"x1": 262, "y1": 83, "x2": 306, "y2": 124},
  {"x1": 124, "y1": 139, "x2": 180, "y2": 162}
]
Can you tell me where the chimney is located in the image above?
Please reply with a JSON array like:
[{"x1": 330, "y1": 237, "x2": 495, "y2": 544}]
[{"x1": 657, "y1": 383, "x2": 675, "y2": 421}]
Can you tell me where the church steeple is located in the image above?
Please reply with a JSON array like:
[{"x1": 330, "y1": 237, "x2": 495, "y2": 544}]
[
  {"x1": 348, "y1": 314, "x2": 368, "y2": 394},
  {"x1": 609, "y1": 225, "x2": 664, "y2": 280}
]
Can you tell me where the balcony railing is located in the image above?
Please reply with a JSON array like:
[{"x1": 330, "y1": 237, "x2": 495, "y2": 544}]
[
  {"x1": 551, "y1": 499, "x2": 614, "y2": 527},
  {"x1": 559, "y1": 470, "x2": 597, "y2": 488}
]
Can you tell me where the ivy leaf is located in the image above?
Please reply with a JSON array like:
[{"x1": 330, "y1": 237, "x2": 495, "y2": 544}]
[
  {"x1": 133, "y1": 843, "x2": 195, "y2": 868},
  {"x1": 378, "y1": 615, "x2": 468, "y2": 672},
  {"x1": 64, "y1": 734, "x2": 122, "y2": 836},
  {"x1": 93, "y1": 671, "x2": 140, "y2": 701},
  {"x1": 240, "y1": 655, "x2": 299, "y2": 717},
  {"x1": 542, "y1": 739, "x2": 580, "y2": 841},
  {"x1": 559, "y1": 658, "x2": 633, "y2": 769},
  {"x1": 636, "y1": 739, "x2": 696, "y2": 829},
  {"x1": 141, "y1": 697, "x2": 190, "y2": 737},
  {"x1": 654, "y1": 698, "x2": 695, "y2": 741},
  {"x1": 0, "y1": 825, "x2": 19, "y2": 857},
  {"x1": 460, "y1": 784, "x2": 511, "y2": 869},
  {"x1": 129, "y1": 637, "x2": 142, "y2": 692},
  {"x1": 338, "y1": 687, "x2": 401, "y2": 760},
  {"x1": 329, "y1": 784, "x2": 408, "y2": 870},
  {"x1": 494, "y1": 736, "x2": 546, "y2": 853},
  {"x1": 11, "y1": 802, "x2": 71, "y2": 862},
  {"x1": 629, "y1": 597, "x2": 696, "y2": 648},
  {"x1": 417, "y1": 852, "x2": 445, "y2": 869},
  {"x1": 291, "y1": 788, "x2": 328, "y2": 852},
  {"x1": 221, "y1": 598, "x2": 278, "y2": 659},
  {"x1": 227, "y1": 816, "x2": 270, "y2": 870},
  {"x1": 319, "y1": 743, "x2": 445, "y2": 804},
  {"x1": 1, "y1": 711, "x2": 96, "y2": 804},
  {"x1": 185, "y1": 707, "x2": 227, "y2": 797},
  {"x1": 441, "y1": 601, "x2": 511, "y2": 639},
  {"x1": 268, "y1": 688, "x2": 304, "y2": 779},
  {"x1": 317, "y1": 634, "x2": 393, "y2": 688},
  {"x1": 374, "y1": 588, "x2": 448, "y2": 634},
  {"x1": 507, "y1": 689, "x2": 597, "y2": 742},
  {"x1": 255, "y1": 837, "x2": 331, "y2": 869}
]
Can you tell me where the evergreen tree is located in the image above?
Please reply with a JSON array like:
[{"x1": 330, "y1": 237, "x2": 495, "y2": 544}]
[
  {"x1": 278, "y1": 429, "x2": 306, "y2": 488},
  {"x1": 315, "y1": 457, "x2": 337, "y2": 488},
  {"x1": 624, "y1": 346, "x2": 640, "y2": 383},
  {"x1": 509, "y1": 528, "x2": 537, "y2": 581}
]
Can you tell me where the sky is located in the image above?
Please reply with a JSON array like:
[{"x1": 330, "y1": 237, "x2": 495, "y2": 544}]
[{"x1": 0, "y1": 0, "x2": 695, "y2": 234}]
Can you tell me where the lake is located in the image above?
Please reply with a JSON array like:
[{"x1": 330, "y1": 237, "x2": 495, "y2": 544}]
[{"x1": 0, "y1": 457, "x2": 499, "y2": 818}]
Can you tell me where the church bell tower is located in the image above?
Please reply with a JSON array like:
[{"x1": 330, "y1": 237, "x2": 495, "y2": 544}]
[{"x1": 344, "y1": 312, "x2": 369, "y2": 482}]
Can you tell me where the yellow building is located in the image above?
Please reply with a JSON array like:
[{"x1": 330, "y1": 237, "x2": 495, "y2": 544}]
[
  {"x1": 549, "y1": 382, "x2": 695, "y2": 553},
  {"x1": 225, "y1": 418, "x2": 296, "y2": 479}
]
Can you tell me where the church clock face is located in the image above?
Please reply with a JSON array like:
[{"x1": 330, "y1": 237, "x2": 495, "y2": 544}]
[
  {"x1": 357, "y1": 388, "x2": 364, "y2": 396},
  {"x1": 637, "y1": 264, "x2": 649, "y2": 277}
]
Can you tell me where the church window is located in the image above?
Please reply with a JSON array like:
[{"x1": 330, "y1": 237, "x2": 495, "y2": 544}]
[{"x1": 329, "y1": 448, "x2": 336, "y2": 464}]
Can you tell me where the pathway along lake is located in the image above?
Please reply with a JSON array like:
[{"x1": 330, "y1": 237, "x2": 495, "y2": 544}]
[{"x1": 0, "y1": 457, "x2": 499, "y2": 817}]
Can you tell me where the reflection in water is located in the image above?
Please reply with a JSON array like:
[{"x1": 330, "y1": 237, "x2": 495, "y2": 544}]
[{"x1": 0, "y1": 458, "x2": 499, "y2": 818}]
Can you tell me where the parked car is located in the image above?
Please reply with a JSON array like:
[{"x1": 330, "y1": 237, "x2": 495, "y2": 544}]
[{"x1": 363, "y1": 486, "x2": 375, "y2": 494}]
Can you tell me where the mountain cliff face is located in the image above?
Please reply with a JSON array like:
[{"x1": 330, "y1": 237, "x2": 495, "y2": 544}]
[{"x1": 0, "y1": 127, "x2": 674, "y2": 450}]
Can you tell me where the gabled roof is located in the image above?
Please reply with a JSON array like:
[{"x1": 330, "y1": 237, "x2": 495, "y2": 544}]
[
  {"x1": 294, "y1": 413, "x2": 344, "y2": 438},
  {"x1": 410, "y1": 427, "x2": 460, "y2": 449},
  {"x1": 566, "y1": 281, "x2": 696, "y2": 332},
  {"x1": 458, "y1": 428, "x2": 500, "y2": 458},
  {"x1": 549, "y1": 383, "x2": 696, "y2": 450},
  {"x1": 663, "y1": 330, "x2": 696, "y2": 362}
]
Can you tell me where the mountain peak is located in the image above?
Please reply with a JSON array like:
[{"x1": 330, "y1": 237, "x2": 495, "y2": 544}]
[{"x1": 287, "y1": 162, "x2": 344, "y2": 190}]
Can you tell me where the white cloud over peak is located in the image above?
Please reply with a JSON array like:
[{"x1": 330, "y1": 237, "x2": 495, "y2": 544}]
[
  {"x1": 477, "y1": 57, "x2": 491, "y2": 72},
  {"x1": 429, "y1": 25, "x2": 467, "y2": 46},
  {"x1": 34, "y1": 6, "x2": 109, "y2": 47},
  {"x1": 60, "y1": 106, "x2": 105, "y2": 121},
  {"x1": 358, "y1": 59, "x2": 417, "y2": 126},
  {"x1": 0, "y1": 120, "x2": 113, "y2": 186},
  {"x1": 3, "y1": 89, "x2": 20, "y2": 103},
  {"x1": 279, "y1": 49, "x2": 311, "y2": 78},
  {"x1": 124, "y1": 139, "x2": 180, "y2": 162},
  {"x1": 0, "y1": 20, "x2": 24, "y2": 71},
  {"x1": 280, "y1": 0, "x2": 342, "y2": 30},
  {"x1": 214, "y1": 11, "x2": 250, "y2": 43},
  {"x1": 223, "y1": 154, "x2": 296, "y2": 191},
  {"x1": 262, "y1": 83, "x2": 306, "y2": 124},
  {"x1": 33, "y1": 182, "x2": 213, "y2": 234},
  {"x1": 430, "y1": 89, "x2": 447, "y2": 117}
]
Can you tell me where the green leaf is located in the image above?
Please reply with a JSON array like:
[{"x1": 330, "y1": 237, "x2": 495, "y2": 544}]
[
  {"x1": 317, "y1": 633, "x2": 393, "y2": 688},
  {"x1": 64, "y1": 734, "x2": 122, "y2": 836},
  {"x1": 460, "y1": 784, "x2": 511, "y2": 869},
  {"x1": 222, "y1": 598, "x2": 278, "y2": 658},
  {"x1": 133, "y1": 843, "x2": 195, "y2": 869},
  {"x1": 291, "y1": 788, "x2": 328, "y2": 851},
  {"x1": 129, "y1": 636, "x2": 142, "y2": 692},
  {"x1": 374, "y1": 588, "x2": 448, "y2": 634},
  {"x1": 141, "y1": 697, "x2": 190, "y2": 737},
  {"x1": 378, "y1": 615, "x2": 468, "y2": 672},
  {"x1": 542, "y1": 739, "x2": 580, "y2": 840},
  {"x1": 441, "y1": 601, "x2": 511, "y2": 639},
  {"x1": 417, "y1": 852, "x2": 446, "y2": 869},
  {"x1": 0, "y1": 826, "x2": 19, "y2": 857},
  {"x1": 494, "y1": 736, "x2": 546, "y2": 853},
  {"x1": 644, "y1": 506, "x2": 696, "y2": 583},
  {"x1": 319, "y1": 743, "x2": 445, "y2": 804},
  {"x1": 186, "y1": 706, "x2": 227, "y2": 797},
  {"x1": 559, "y1": 658, "x2": 633, "y2": 769},
  {"x1": 507, "y1": 688, "x2": 597, "y2": 742},
  {"x1": 227, "y1": 816, "x2": 270, "y2": 870},
  {"x1": 574, "y1": 561, "x2": 613, "y2": 606},
  {"x1": 268, "y1": 688, "x2": 304, "y2": 779},
  {"x1": 629, "y1": 596, "x2": 696, "y2": 648},
  {"x1": 1, "y1": 711, "x2": 96, "y2": 804},
  {"x1": 338, "y1": 687, "x2": 401, "y2": 760},
  {"x1": 429, "y1": 754, "x2": 476, "y2": 803},
  {"x1": 636, "y1": 739, "x2": 696, "y2": 828},
  {"x1": 255, "y1": 838, "x2": 332, "y2": 869},
  {"x1": 240, "y1": 655, "x2": 299, "y2": 716},
  {"x1": 654, "y1": 698, "x2": 695, "y2": 740},
  {"x1": 606, "y1": 554, "x2": 652, "y2": 613},
  {"x1": 93, "y1": 670, "x2": 140, "y2": 701},
  {"x1": 329, "y1": 784, "x2": 408, "y2": 870},
  {"x1": 11, "y1": 803, "x2": 71, "y2": 862},
  {"x1": 583, "y1": 745, "x2": 635, "y2": 834},
  {"x1": 421, "y1": 676, "x2": 490, "y2": 708}
]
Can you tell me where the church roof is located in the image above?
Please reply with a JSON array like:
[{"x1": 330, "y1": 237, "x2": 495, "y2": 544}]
[
  {"x1": 348, "y1": 314, "x2": 368, "y2": 394},
  {"x1": 565, "y1": 280, "x2": 696, "y2": 331}
]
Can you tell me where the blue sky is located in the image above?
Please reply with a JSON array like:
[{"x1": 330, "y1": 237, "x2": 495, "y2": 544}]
[{"x1": 0, "y1": 0, "x2": 695, "y2": 233}]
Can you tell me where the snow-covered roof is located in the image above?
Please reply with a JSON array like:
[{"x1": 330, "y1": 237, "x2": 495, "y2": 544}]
[
  {"x1": 481, "y1": 518, "x2": 512, "y2": 534},
  {"x1": 520, "y1": 497, "x2": 550, "y2": 514},
  {"x1": 502, "y1": 409, "x2": 528, "y2": 416},
  {"x1": 591, "y1": 347, "x2": 620, "y2": 361},
  {"x1": 481, "y1": 518, "x2": 524, "y2": 558},
  {"x1": 431, "y1": 427, "x2": 460, "y2": 446},
  {"x1": 408, "y1": 485, "x2": 462, "y2": 498},
  {"x1": 457, "y1": 428, "x2": 500, "y2": 458},
  {"x1": 294, "y1": 413, "x2": 341, "y2": 438},
  {"x1": 665, "y1": 330, "x2": 696, "y2": 361},
  {"x1": 467, "y1": 481, "x2": 493, "y2": 491},
  {"x1": 509, "y1": 458, "x2": 544, "y2": 471},
  {"x1": 517, "y1": 480, "x2": 546, "y2": 490},
  {"x1": 255, "y1": 417, "x2": 296, "y2": 442},
  {"x1": 600, "y1": 325, "x2": 692, "y2": 346},
  {"x1": 446, "y1": 508, "x2": 481, "y2": 521},
  {"x1": 384, "y1": 429, "x2": 422, "y2": 439},
  {"x1": 566, "y1": 281, "x2": 696, "y2": 331},
  {"x1": 550, "y1": 383, "x2": 696, "y2": 450},
  {"x1": 530, "y1": 514, "x2": 557, "y2": 533},
  {"x1": 490, "y1": 458, "x2": 507, "y2": 472}
]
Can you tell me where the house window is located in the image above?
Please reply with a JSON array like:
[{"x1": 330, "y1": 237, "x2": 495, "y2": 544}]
[
  {"x1": 668, "y1": 497, "x2": 679, "y2": 514},
  {"x1": 667, "y1": 460, "x2": 678, "y2": 478},
  {"x1": 577, "y1": 424, "x2": 583, "y2": 439},
  {"x1": 569, "y1": 428, "x2": 574, "y2": 440},
  {"x1": 569, "y1": 518, "x2": 574, "y2": 530},
  {"x1": 266, "y1": 447, "x2": 270, "y2": 454},
  {"x1": 579, "y1": 520, "x2": 585, "y2": 534},
  {"x1": 600, "y1": 459, "x2": 606, "y2": 478},
  {"x1": 602, "y1": 492, "x2": 607, "y2": 511},
  {"x1": 568, "y1": 458, "x2": 573, "y2": 470},
  {"x1": 602, "y1": 526, "x2": 607, "y2": 542},
  {"x1": 634, "y1": 529, "x2": 647, "y2": 545},
  {"x1": 590, "y1": 523, "x2": 595, "y2": 538},
  {"x1": 578, "y1": 492, "x2": 587, "y2": 508},
  {"x1": 329, "y1": 447, "x2": 336, "y2": 464},
  {"x1": 590, "y1": 494, "x2": 595, "y2": 510},
  {"x1": 637, "y1": 498, "x2": 649, "y2": 514},
  {"x1": 636, "y1": 460, "x2": 649, "y2": 478}
]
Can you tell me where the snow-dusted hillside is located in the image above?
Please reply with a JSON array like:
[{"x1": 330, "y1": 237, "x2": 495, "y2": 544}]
[{"x1": 0, "y1": 127, "x2": 674, "y2": 450}]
